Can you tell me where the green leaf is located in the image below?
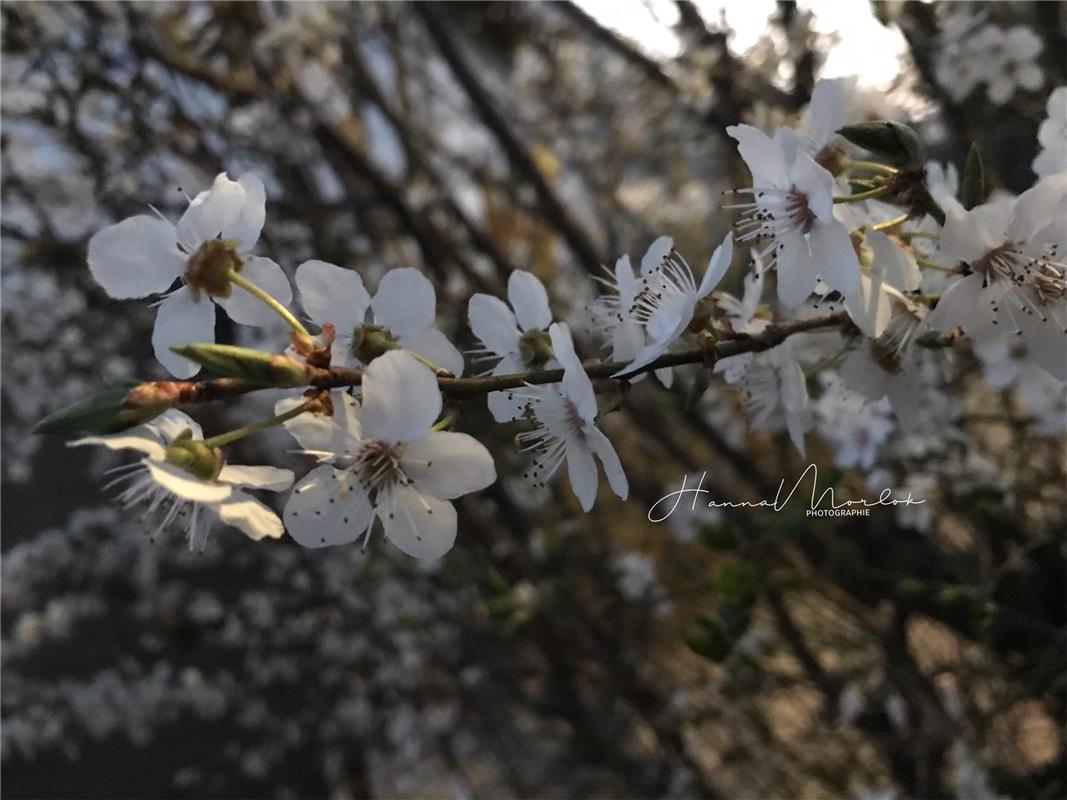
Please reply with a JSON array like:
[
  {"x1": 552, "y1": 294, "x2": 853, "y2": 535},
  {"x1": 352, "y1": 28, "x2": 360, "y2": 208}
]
[
  {"x1": 685, "y1": 615, "x2": 732, "y2": 662},
  {"x1": 837, "y1": 121, "x2": 925, "y2": 169},
  {"x1": 33, "y1": 380, "x2": 165, "y2": 438},
  {"x1": 714, "y1": 560, "x2": 761, "y2": 602},
  {"x1": 960, "y1": 142, "x2": 985, "y2": 210},
  {"x1": 169, "y1": 343, "x2": 308, "y2": 386}
]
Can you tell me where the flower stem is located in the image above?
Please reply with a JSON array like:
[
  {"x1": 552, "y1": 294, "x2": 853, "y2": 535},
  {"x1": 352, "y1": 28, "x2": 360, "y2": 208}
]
[
  {"x1": 201, "y1": 401, "x2": 311, "y2": 449},
  {"x1": 916, "y1": 256, "x2": 954, "y2": 272},
  {"x1": 834, "y1": 185, "x2": 892, "y2": 203},
  {"x1": 843, "y1": 159, "x2": 898, "y2": 176},
  {"x1": 227, "y1": 269, "x2": 310, "y2": 337},
  {"x1": 869, "y1": 212, "x2": 911, "y2": 232},
  {"x1": 407, "y1": 349, "x2": 452, "y2": 377},
  {"x1": 431, "y1": 406, "x2": 460, "y2": 431}
]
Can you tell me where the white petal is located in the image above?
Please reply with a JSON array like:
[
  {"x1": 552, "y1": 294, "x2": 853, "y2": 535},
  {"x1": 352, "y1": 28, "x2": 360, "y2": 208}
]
[
  {"x1": 812, "y1": 219, "x2": 860, "y2": 298},
  {"x1": 869, "y1": 230, "x2": 920, "y2": 292},
  {"x1": 360, "y1": 350, "x2": 441, "y2": 444},
  {"x1": 87, "y1": 216, "x2": 184, "y2": 299},
  {"x1": 549, "y1": 322, "x2": 596, "y2": 421},
  {"x1": 790, "y1": 152, "x2": 835, "y2": 221},
  {"x1": 149, "y1": 409, "x2": 205, "y2": 443},
  {"x1": 176, "y1": 172, "x2": 264, "y2": 251},
  {"x1": 655, "y1": 367, "x2": 674, "y2": 387},
  {"x1": 611, "y1": 319, "x2": 645, "y2": 362},
  {"x1": 843, "y1": 273, "x2": 892, "y2": 338},
  {"x1": 144, "y1": 459, "x2": 232, "y2": 502},
  {"x1": 487, "y1": 355, "x2": 529, "y2": 422},
  {"x1": 69, "y1": 432, "x2": 165, "y2": 459},
  {"x1": 776, "y1": 234, "x2": 817, "y2": 307},
  {"x1": 726, "y1": 124, "x2": 789, "y2": 187},
  {"x1": 151, "y1": 285, "x2": 216, "y2": 378},
  {"x1": 804, "y1": 79, "x2": 845, "y2": 152},
  {"x1": 565, "y1": 440, "x2": 598, "y2": 512},
  {"x1": 217, "y1": 464, "x2": 294, "y2": 491},
  {"x1": 614, "y1": 255, "x2": 640, "y2": 306},
  {"x1": 284, "y1": 464, "x2": 373, "y2": 548},
  {"x1": 399, "y1": 327, "x2": 466, "y2": 376},
  {"x1": 640, "y1": 236, "x2": 673, "y2": 274},
  {"x1": 584, "y1": 424, "x2": 628, "y2": 501},
  {"x1": 371, "y1": 268, "x2": 435, "y2": 336},
  {"x1": 218, "y1": 257, "x2": 292, "y2": 327},
  {"x1": 217, "y1": 490, "x2": 284, "y2": 540},
  {"x1": 926, "y1": 275, "x2": 989, "y2": 334},
  {"x1": 277, "y1": 392, "x2": 360, "y2": 456},
  {"x1": 508, "y1": 270, "x2": 552, "y2": 331},
  {"x1": 697, "y1": 231, "x2": 734, "y2": 299},
  {"x1": 468, "y1": 293, "x2": 521, "y2": 356},
  {"x1": 381, "y1": 485, "x2": 457, "y2": 560},
  {"x1": 402, "y1": 431, "x2": 496, "y2": 499},
  {"x1": 612, "y1": 336, "x2": 673, "y2": 380},
  {"x1": 296, "y1": 259, "x2": 370, "y2": 331}
]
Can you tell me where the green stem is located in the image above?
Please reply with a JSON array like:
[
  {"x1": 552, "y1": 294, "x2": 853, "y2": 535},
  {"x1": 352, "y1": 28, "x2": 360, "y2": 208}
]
[
  {"x1": 842, "y1": 159, "x2": 898, "y2": 176},
  {"x1": 916, "y1": 256, "x2": 954, "y2": 272},
  {"x1": 228, "y1": 269, "x2": 310, "y2": 337},
  {"x1": 202, "y1": 401, "x2": 311, "y2": 449},
  {"x1": 834, "y1": 184, "x2": 892, "y2": 203},
  {"x1": 869, "y1": 212, "x2": 911, "y2": 232},
  {"x1": 431, "y1": 406, "x2": 460, "y2": 431},
  {"x1": 408, "y1": 349, "x2": 451, "y2": 376}
]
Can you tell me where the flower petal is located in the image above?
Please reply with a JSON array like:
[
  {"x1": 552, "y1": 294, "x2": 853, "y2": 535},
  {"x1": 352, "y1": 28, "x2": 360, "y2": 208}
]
[
  {"x1": 640, "y1": 236, "x2": 673, "y2": 274},
  {"x1": 360, "y1": 350, "x2": 441, "y2": 444},
  {"x1": 804, "y1": 79, "x2": 845, "y2": 153},
  {"x1": 217, "y1": 490, "x2": 285, "y2": 540},
  {"x1": 776, "y1": 234, "x2": 818, "y2": 307},
  {"x1": 487, "y1": 355, "x2": 529, "y2": 422},
  {"x1": 283, "y1": 464, "x2": 373, "y2": 548},
  {"x1": 399, "y1": 327, "x2": 466, "y2": 376},
  {"x1": 565, "y1": 440, "x2": 598, "y2": 512},
  {"x1": 381, "y1": 485, "x2": 457, "y2": 560},
  {"x1": 218, "y1": 257, "x2": 293, "y2": 327},
  {"x1": 726, "y1": 124, "x2": 789, "y2": 188},
  {"x1": 151, "y1": 285, "x2": 216, "y2": 378},
  {"x1": 508, "y1": 270, "x2": 552, "y2": 331},
  {"x1": 468, "y1": 293, "x2": 521, "y2": 356},
  {"x1": 697, "y1": 231, "x2": 734, "y2": 299},
  {"x1": 371, "y1": 268, "x2": 435, "y2": 336},
  {"x1": 277, "y1": 392, "x2": 360, "y2": 456},
  {"x1": 402, "y1": 431, "x2": 496, "y2": 500},
  {"x1": 150, "y1": 409, "x2": 205, "y2": 443},
  {"x1": 87, "y1": 216, "x2": 183, "y2": 299},
  {"x1": 869, "y1": 230, "x2": 919, "y2": 292},
  {"x1": 144, "y1": 459, "x2": 232, "y2": 502},
  {"x1": 549, "y1": 322, "x2": 597, "y2": 421},
  {"x1": 217, "y1": 464, "x2": 294, "y2": 491},
  {"x1": 584, "y1": 424, "x2": 628, "y2": 501},
  {"x1": 296, "y1": 259, "x2": 370, "y2": 331},
  {"x1": 177, "y1": 172, "x2": 263, "y2": 251},
  {"x1": 69, "y1": 431, "x2": 166, "y2": 459}
]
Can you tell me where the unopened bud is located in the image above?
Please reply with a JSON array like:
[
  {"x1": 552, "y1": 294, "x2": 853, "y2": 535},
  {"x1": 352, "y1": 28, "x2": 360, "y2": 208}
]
[
  {"x1": 518, "y1": 329, "x2": 553, "y2": 368},
  {"x1": 838, "y1": 121, "x2": 925, "y2": 170},
  {"x1": 352, "y1": 324, "x2": 399, "y2": 364},
  {"x1": 33, "y1": 381, "x2": 168, "y2": 438},
  {"x1": 164, "y1": 431, "x2": 224, "y2": 481},
  {"x1": 169, "y1": 343, "x2": 308, "y2": 386}
]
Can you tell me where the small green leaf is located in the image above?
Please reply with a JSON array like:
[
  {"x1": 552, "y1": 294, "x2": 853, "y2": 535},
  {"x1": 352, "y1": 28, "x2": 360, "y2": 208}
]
[
  {"x1": 960, "y1": 142, "x2": 985, "y2": 210},
  {"x1": 169, "y1": 343, "x2": 308, "y2": 386},
  {"x1": 837, "y1": 121, "x2": 925, "y2": 169},
  {"x1": 685, "y1": 615, "x2": 732, "y2": 662},
  {"x1": 33, "y1": 380, "x2": 165, "y2": 438},
  {"x1": 714, "y1": 560, "x2": 761, "y2": 602}
]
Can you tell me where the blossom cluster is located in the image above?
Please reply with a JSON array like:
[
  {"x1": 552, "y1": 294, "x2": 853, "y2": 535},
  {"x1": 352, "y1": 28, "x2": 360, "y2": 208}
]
[
  {"x1": 934, "y1": 13, "x2": 1044, "y2": 106},
  {"x1": 60, "y1": 78, "x2": 1067, "y2": 557}
]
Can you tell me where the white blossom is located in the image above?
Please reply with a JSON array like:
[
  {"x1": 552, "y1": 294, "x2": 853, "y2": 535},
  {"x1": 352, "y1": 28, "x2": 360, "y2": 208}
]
[
  {"x1": 514, "y1": 322, "x2": 628, "y2": 511},
  {"x1": 726, "y1": 124, "x2": 860, "y2": 307},
  {"x1": 295, "y1": 261, "x2": 464, "y2": 375},
  {"x1": 929, "y1": 174, "x2": 1067, "y2": 380},
  {"x1": 87, "y1": 173, "x2": 292, "y2": 378},
  {"x1": 282, "y1": 350, "x2": 496, "y2": 559},
  {"x1": 72, "y1": 410, "x2": 293, "y2": 551},
  {"x1": 468, "y1": 270, "x2": 556, "y2": 421},
  {"x1": 609, "y1": 232, "x2": 733, "y2": 379}
]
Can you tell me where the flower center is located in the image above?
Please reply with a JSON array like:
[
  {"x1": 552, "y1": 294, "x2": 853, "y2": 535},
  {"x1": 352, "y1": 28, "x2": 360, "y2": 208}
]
[
  {"x1": 354, "y1": 439, "x2": 407, "y2": 495},
  {"x1": 351, "y1": 324, "x2": 398, "y2": 364},
  {"x1": 974, "y1": 241, "x2": 1067, "y2": 307},
  {"x1": 164, "y1": 432, "x2": 224, "y2": 481},
  {"x1": 184, "y1": 239, "x2": 243, "y2": 298},
  {"x1": 518, "y1": 328, "x2": 553, "y2": 367},
  {"x1": 869, "y1": 308, "x2": 921, "y2": 374},
  {"x1": 785, "y1": 187, "x2": 818, "y2": 234},
  {"x1": 515, "y1": 391, "x2": 584, "y2": 488}
]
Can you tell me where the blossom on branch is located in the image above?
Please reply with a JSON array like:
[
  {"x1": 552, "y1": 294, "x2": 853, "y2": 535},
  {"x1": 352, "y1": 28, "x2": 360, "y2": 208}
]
[{"x1": 87, "y1": 173, "x2": 292, "y2": 378}]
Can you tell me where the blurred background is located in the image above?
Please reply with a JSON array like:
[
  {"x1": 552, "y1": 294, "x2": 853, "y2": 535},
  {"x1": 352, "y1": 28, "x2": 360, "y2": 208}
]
[{"x1": 2, "y1": 2, "x2": 1065, "y2": 798}]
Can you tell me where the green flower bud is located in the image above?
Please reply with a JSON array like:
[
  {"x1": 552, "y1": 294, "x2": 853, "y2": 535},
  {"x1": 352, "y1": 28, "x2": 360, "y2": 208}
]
[
  {"x1": 164, "y1": 431, "x2": 224, "y2": 481},
  {"x1": 168, "y1": 343, "x2": 309, "y2": 386},
  {"x1": 183, "y1": 239, "x2": 243, "y2": 298},
  {"x1": 33, "y1": 380, "x2": 168, "y2": 438},
  {"x1": 351, "y1": 324, "x2": 399, "y2": 364},
  {"x1": 518, "y1": 329, "x2": 553, "y2": 368},
  {"x1": 960, "y1": 142, "x2": 986, "y2": 210},
  {"x1": 837, "y1": 121, "x2": 925, "y2": 170}
]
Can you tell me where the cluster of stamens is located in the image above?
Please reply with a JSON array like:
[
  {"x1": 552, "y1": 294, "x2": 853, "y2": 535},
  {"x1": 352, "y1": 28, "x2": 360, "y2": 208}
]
[
  {"x1": 628, "y1": 250, "x2": 696, "y2": 328},
  {"x1": 103, "y1": 462, "x2": 208, "y2": 551},
  {"x1": 975, "y1": 241, "x2": 1067, "y2": 334},
  {"x1": 513, "y1": 389, "x2": 584, "y2": 488},
  {"x1": 725, "y1": 186, "x2": 817, "y2": 269}
]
